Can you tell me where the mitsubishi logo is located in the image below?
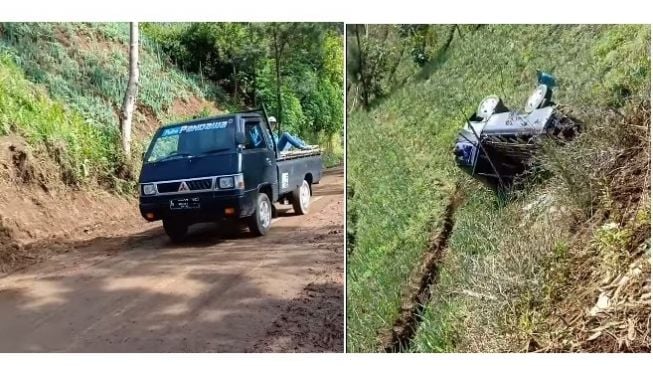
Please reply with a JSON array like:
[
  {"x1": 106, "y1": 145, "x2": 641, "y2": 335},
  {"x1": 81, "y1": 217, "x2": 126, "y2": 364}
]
[{"x1": 178, "y1": 181, "x2": 190, "y2": 192}]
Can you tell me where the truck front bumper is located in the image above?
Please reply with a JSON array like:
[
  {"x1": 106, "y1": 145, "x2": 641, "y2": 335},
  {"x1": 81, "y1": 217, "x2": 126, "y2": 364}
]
[{"x1": 138, "y1": 190, "x2": 257, "y2": 223}]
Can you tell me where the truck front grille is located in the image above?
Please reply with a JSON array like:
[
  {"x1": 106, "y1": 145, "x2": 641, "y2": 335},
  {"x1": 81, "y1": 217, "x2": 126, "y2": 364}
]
[
  {"x1": 156, "y1": 182, "x2": 181, "y2": 193},
  {"x1": 156, "y1": 178, "x2": 213, "y2": 193},
  {"x1": 187, "y1": 179, "x2": 213, "y2": 190}
]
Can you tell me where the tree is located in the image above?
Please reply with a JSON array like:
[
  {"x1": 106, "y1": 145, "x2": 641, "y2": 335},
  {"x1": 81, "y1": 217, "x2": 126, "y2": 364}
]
[
  {"x1": 354, "y1": 25, "x2": 370, "y2": 110},
  {"x1": 120, "y1": 22, "x2": 139, "y2": 158},
  {"x1": 212, "y1": 23, "x2": 250, "y2": 104},
  {"x1": 270, "y1": 23, "x2": 288, "y2": 132},
  {"x1": 141, "y1": 22, "x2": 344, "y2": 141}
]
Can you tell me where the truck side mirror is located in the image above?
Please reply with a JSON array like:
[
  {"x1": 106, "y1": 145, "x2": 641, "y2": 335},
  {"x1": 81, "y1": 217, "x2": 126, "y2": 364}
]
[
  {"x1": 235, "y1": 131, "x2": 246, "y2": 145},
  {"x1": 235, "y1": 115, "x2": 247, "y2": 145}
]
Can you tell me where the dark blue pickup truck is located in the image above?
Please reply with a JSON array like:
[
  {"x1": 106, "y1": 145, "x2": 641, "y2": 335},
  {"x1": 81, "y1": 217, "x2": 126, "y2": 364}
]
[{"x1": 138, "y1": 110, "x2": 322, "y2": 242}]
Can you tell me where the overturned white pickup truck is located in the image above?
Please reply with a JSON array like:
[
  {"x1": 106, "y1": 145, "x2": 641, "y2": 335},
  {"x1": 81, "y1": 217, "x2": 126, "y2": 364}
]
[{"x1": 453, "y1": 72, "x2": 581, "y2": 188}]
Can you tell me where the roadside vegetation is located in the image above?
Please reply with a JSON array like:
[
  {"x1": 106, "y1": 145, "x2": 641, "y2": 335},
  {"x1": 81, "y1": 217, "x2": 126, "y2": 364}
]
[
  {"x1": 0, "y1": 53, "x2": 117, "y2": 186},
  {"x1": 0, "y1": 22, "x2": 343, "y2": 194},
  {"x1": 0, "y1": 22, "x2": 220, "y2": 190},
  {"x1": 346, "y1": 24, "x2": 650, "y2": 352},
  {"x1": 141, "y1": 22, "x2": 344, "y2": 166}
]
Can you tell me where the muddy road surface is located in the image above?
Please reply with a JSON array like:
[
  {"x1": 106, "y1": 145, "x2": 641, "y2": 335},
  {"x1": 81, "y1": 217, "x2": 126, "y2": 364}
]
[{"x1": 0, "y1": 167, "x2": 344, "y2": 352}]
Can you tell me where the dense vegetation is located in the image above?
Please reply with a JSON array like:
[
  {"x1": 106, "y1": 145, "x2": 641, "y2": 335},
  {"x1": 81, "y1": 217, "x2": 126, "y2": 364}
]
[
  {"x1": 142, "y1": 22, "x2": 344, "y2": 163},
  {"x1": 0, "y1": 22, "x2": 224, "y2": 190},
  {"x1": 0, "y1": 23, "x2": 343, "y2": 191},
  {"x1": 347, "y1": 24, "x2": 650, "y2": 352}
]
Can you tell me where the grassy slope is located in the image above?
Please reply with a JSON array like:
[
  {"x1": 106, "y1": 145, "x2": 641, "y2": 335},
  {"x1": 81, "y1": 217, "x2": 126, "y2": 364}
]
[
  {"x1": 0, "y1": 53, "x2": 111, "y2": 179},
  {"x1": 347, "y1": 25, "x2": 650, "y2": 352},
  {"x1": 0, "y1": 23, "x2": 222, "y2": 188}
]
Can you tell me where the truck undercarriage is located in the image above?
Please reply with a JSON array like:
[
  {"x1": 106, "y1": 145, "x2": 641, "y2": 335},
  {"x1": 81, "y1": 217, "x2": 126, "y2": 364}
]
[{"x1": 453, "y1": 72, "x2": 581, "y2": 188}]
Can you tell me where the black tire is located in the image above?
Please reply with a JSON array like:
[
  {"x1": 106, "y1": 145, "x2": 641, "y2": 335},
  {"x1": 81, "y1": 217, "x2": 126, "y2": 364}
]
[
  {"x1": 548, "y1": 110, "x2": 582, "y2": 141},
  {"x1": 248, "y1": 193, "x2": 272, "y2": 236},
  {"x1": 163, "y1": 219, "x2": 188, "y2": 243},
  {"x1": 292, "y1": 180, "x2": 311, "y2": 215}
]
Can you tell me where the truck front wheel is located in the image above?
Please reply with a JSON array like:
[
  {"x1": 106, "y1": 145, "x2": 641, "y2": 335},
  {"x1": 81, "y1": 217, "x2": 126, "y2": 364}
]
[
  {"x1": 248, "y1": 193, "x2": 272, "y2": 236},
  {"x1": 292, "y1": 180, "x2": 311, "y2": 215},
  {"x1": 163, "y1": 219, "x2": 188, "y2": 243}
]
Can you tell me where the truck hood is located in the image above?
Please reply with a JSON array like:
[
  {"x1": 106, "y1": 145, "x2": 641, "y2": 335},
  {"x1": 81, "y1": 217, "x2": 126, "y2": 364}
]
[{"x1": 139, "y1": 153, "x2": 240, "y2": 183}]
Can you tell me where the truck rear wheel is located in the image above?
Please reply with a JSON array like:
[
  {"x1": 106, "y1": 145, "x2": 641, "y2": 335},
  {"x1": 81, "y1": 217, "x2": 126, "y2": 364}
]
[
  {"x1": 163, "y1": 219, "x2": 188, "y2": 243},
  {"x1": 292, "y1": 180, "x2": 311, "y2": 215},
  {"x1": 248, "y1": 193, "x2": 272, "y2": 236}
]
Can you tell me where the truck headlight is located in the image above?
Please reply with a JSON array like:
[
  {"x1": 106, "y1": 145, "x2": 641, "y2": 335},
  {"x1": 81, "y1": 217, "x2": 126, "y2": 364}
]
[
  {"x1": 218, "y1": 176, "x2": 234, "y2": 189},
  {"x1": 142, "y1": 183, "x2": 156, "y2": 195},
  {"x1": 216, "y1": 174, "x2": 244, "y2": 190}
]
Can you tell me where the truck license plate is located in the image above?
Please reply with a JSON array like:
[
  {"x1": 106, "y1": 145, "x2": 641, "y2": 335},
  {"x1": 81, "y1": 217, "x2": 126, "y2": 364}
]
[{"x1": 170, "y1": 197, "x2": 200, "y2": 210}]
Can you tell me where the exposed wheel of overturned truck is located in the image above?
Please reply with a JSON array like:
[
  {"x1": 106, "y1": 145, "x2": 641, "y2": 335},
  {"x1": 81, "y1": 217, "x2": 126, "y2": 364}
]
[
  {"x1": 547, "y1": 109, "x2": 582, "y2": 141},
  {"x1": 292, "y1": 180, "x2": 311, "y2": 215},
  {"x1": 163, "y1": 219, "x2": 188, "y2": 243},
  {"x1": 248, "y1": 192, "x2": 272, "y2": 236}
]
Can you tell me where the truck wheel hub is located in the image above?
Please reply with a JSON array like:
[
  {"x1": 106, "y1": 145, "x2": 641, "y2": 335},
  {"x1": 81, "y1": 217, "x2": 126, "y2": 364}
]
[
  {"x1": 300, "y1": 182, "x2": 310, "y2": 210},
  {"x1": 259, "y1": 200, "x2": 271, "y2": 228}
]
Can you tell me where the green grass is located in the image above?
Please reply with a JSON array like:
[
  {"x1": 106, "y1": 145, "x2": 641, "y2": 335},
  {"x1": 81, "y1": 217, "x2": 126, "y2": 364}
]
[
  {"x1": 413, "y1": 182, "x2": 573, "y2": 352},
  {"x1": 347, "y1": 24, "x2": 650, "y2": 352},
  {"x1": 0, "y1": 22, "x2": 225, "y2": 187},
  {"x1": 0, "y1": 23, "x2": 222, "y2": 126},
  {"x1": 0, "y1": 52, "x2": 117, "y2": 184},
  {"x1": 346, "y1": 102, "x2": 454, "y2": 350}
]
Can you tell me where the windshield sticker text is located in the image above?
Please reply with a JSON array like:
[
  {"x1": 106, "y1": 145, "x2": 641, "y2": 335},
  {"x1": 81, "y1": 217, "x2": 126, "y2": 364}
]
[{"x1": 162, "y1": 119, "x2": 232, "y2": 137}]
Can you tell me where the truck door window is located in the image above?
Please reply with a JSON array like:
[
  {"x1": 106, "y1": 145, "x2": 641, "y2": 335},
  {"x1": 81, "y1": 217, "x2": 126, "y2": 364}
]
[
  {"x1": 244, "y1": 122, "x2": 265, "y2": 150},
  {"x1": 261, "y1": 122, "x2": 274, "y2": 150}
]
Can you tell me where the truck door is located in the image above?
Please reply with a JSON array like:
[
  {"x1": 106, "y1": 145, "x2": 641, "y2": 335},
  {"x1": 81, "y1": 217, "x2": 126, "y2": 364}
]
[{"x1": 242, "y1": 118, "x2": 277, "y2": 200}]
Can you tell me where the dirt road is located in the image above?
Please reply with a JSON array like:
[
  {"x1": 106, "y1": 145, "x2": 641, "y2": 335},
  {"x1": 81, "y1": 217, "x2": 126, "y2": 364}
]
[{"x1": 0, "y1": 167, "x2": 343, "y2": 352}]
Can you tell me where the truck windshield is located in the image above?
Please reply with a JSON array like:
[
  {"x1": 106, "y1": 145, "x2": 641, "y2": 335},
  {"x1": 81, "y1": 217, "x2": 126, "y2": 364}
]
[{"x1": 144, "y1": 119, "x2": 236, "y2": 163}]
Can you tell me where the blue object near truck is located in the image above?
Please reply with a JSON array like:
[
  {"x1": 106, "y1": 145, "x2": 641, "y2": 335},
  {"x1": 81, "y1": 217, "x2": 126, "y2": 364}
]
[{"x1": 138, "y1": 109, "x2": 322, "y2": 242}]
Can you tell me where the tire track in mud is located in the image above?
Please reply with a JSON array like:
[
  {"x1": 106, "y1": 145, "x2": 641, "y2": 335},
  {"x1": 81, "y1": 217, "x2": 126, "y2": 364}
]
[
  {"x1": 379, "y1": 186, "x2": 462, "y2": 352},
  {"x1": 249, "y1": 196, "x2": 344, "y2": 353}
]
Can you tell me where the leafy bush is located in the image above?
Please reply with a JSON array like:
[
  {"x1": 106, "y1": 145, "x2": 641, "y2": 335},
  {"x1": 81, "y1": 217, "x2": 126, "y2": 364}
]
[{"x1": 142, "y1": 22, "x2": 344, "y2": 144}]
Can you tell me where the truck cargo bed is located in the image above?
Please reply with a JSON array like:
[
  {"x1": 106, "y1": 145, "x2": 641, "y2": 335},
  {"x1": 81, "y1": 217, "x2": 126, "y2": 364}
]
[{"x1": 278, "y1": 146, "x2": 322, "y2": 161}]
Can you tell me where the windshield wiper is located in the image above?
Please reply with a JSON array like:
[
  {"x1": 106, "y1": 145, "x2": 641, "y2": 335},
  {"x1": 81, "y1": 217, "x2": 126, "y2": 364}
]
[{"x1": 156, "y1": 152, "x2": 194, "y2": 162}]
